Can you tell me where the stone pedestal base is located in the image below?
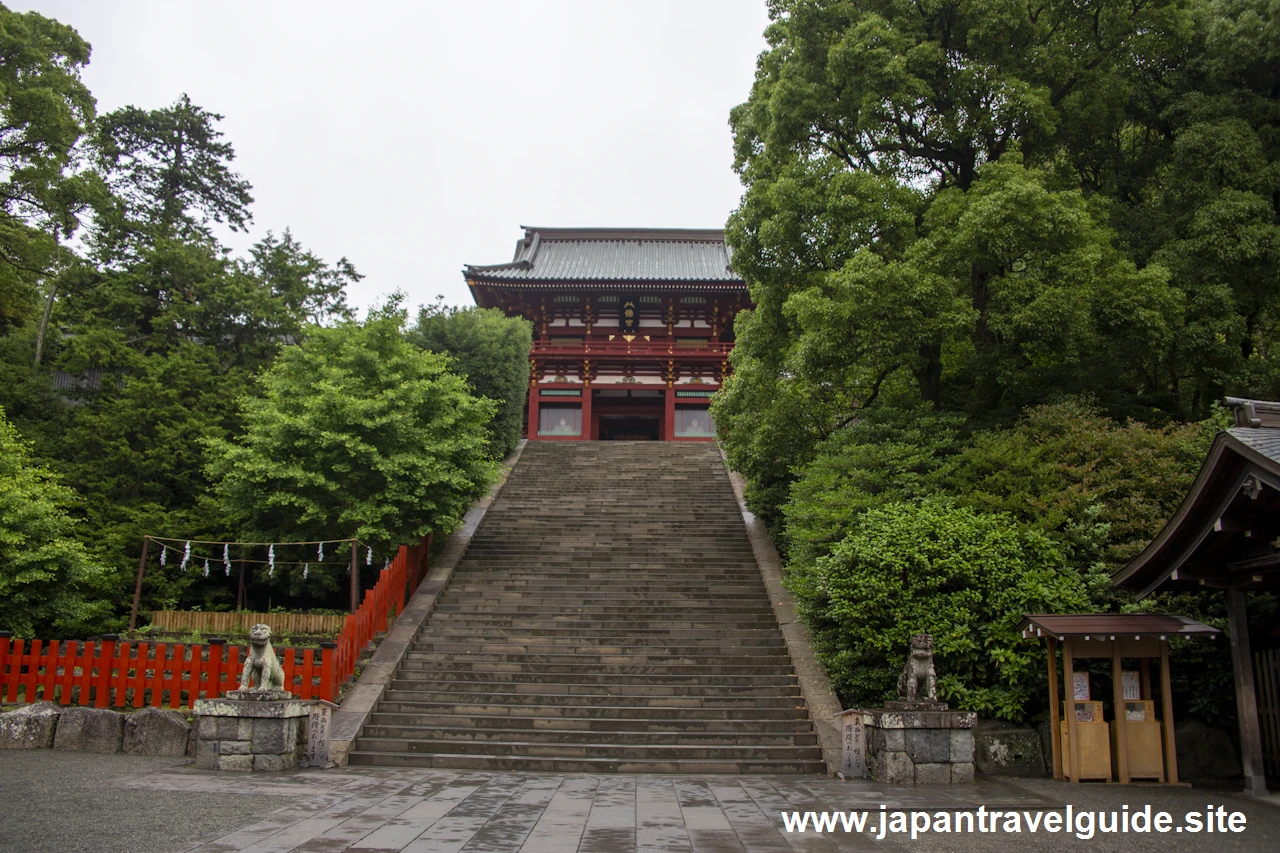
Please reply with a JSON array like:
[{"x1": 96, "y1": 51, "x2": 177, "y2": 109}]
[
  {"x1": 193, "y1": 693, "x2": 311, "y2": 772},
  {"x1": 863, "y1": 705, "x2": 976, "y2": 784}
]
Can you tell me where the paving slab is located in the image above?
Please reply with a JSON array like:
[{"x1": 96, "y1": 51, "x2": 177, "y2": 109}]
[{"x1": 4, "y1": 752, "x2": 1277, "y2": 852}]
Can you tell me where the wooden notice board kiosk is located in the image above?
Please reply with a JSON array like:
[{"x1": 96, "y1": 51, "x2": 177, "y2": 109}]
[{"x1": 1021, "y1": 614, "x2": 1221, "y2": 784}]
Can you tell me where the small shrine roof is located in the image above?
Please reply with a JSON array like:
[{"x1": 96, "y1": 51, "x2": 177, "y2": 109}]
[
  {"x1": 1020, "y1": 614, "x2": 1220, "y2": 639},
  {"x1": 464, "y1": 226, "x2": 744, "y2": 285},
  {"x1": 1112, "y1": 397, "x2": 1280, "y2": 598}
]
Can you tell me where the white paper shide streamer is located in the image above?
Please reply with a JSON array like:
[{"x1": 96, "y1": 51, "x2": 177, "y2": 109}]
[
  {"x1": 223, "y1": 543, "x2": 231, "y2": 576},
  {"x1": 268, "y1": 543, "x2": 275, "y2": 577},
  {"x1": 180, "y1": 540, "x2": 191, "y2": 572},
  {"x1": 159, "y1": 545, "x2": 167, "y2": 566}
]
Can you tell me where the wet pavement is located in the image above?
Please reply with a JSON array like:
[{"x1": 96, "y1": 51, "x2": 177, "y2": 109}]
[
  {"x1": 139, "y1": 765, "x2": 1050, "y2": 853},
  {"x1": 3, "y1": 750, "x2": 1278, "y2": 852}
]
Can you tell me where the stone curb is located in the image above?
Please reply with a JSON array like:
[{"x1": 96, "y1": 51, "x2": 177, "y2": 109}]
[
  {"x1": 327, "y1": 439, "x2": 527, "y2": 766},
  {"x1": 721, "y1": 447, "x2": 845, "y2": 776}
]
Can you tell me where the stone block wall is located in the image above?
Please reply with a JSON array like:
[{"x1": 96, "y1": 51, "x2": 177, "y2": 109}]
[
  {"x1": 195, "y1": 714, "x2": 305, "y2": 771},
  {"x1": 863, "y1": 707, "x2": 976, "y2": 784}
]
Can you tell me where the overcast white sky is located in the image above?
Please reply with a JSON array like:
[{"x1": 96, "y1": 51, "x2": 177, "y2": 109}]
[{"x1": 16, "y1": 1, "x2": 771, "y2": 312}]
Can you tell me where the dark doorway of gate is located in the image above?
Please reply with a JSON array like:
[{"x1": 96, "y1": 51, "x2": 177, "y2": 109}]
[{"x1": 600, "y1": 415, "x2": 659, "y2": 440}]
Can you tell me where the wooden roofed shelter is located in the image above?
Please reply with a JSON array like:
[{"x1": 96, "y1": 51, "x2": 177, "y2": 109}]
[
  {"x1": 1113, "y1": 396, "x2": 1280, "y2": 797},
  {"x1": 1021, "y1": 614, "x2": 1220, "y2": 785}
]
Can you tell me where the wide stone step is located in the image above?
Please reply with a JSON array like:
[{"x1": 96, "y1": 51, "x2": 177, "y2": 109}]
[
  {"x1": 388, "y1": 678, "x2": 800, "y2": 698},
  {"x1": 426, "y1": 611, "x2": 779, "y2": 624},
  {"x1": 424, "y1": 625, "x2": 783, "y2": 640},
  {"x1": 414, "y1": 634, "x2": 783, "y2": 649},
  {"x1": 352, "y1": 737, "x2": 823, "y2": 762},
  {"x1": 380, "y1": 689, "x2": 804, "y2": 709},
  {"x1": 361, "y1": 724, "x2": 816, "y2": 746},
  {"x1": 427, "y1": 615, "x2": 777, "y2": 628},
  {"x1": 397, "y1": 660, "x2": 799, "y2": 676},
  {"x1": 433, "y1": 604, "x2": 774, "y2": 616},
  {"x1": 374, "y1": 700, "x2": 812, "y2": 721},
  {"x1": 391, "y1": 667, "x2": 798, "y2": 686},
  {"x1": 450, "y1": 569, "x2": 762, "y2": 579},
  {"x1": 346, "y1": 751, "x2": 828, "y2": 774},
  {"x1": 457, "y1": 552, "x2": 753, "y2": 560},
  {"x1": 434, "y1": 600, "x2": 768, "y2": 612},
  {"x1": 440, "y1": 590, "x2": 766, "y2": 602},
  {"x1": 366, "y1": 712, "x2": 812, "y2": 733},
  {"x1": 463, "y1": 541, "x2": 751, "y2": 548},
  {"x1": 410, "y1": 641, "x2": 784, "y2": 657},
  {"x1": 433, "y1": 597, "x2": 771, "y2": 610},
  {"x1": 446, "y1": 582, "x2": 765, "y2": 594},
  {"x1": 402, "y1": 650, "x2": 796, "y2": 666},
  {"x1": 423, "y1": 624, "x2": 783, "y2": 638}
]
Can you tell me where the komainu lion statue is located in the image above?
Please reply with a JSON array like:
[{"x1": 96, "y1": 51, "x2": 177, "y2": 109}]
[
  {"x1": 240, "y1": 623, "x2": 286, "y2": 692},
  {"x1": 896, "y1": 632, "x2": 937, "y2": 703}
]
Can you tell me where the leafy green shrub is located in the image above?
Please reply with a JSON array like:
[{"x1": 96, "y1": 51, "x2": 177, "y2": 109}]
[
  {"x1": 939, "y1": 399, "x2": 1223, "y2": 572},
  {"x1": 793, "y1": 499, "x2": 1092, "y2": 721},
  {"x1": 783, "y1": 401, "x2": 966, "y2": 569}
]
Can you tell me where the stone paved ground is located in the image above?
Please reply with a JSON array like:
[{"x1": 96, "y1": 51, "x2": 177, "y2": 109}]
[{"x1": 2, "y1": 752, "x2": 1277, "y2": 852}]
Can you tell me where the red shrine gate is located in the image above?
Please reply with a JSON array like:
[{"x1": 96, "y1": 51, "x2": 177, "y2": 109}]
[{"x1": 465, "y1": 227, "x2": 749, "y2": 441}]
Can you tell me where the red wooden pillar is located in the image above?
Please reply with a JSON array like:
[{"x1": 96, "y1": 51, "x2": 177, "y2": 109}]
[
  {"x1": 527, "y1": 385, "x2": 539, "y2": 440},
  {"x1": 664, "y1": 387, "x2": 676, "y2": 441},
  {"x1": 581, "y1": 385, "x2": 592, "y2": 439}
]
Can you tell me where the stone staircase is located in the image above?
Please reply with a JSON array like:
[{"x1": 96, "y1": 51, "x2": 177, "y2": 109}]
[{"x1": 348, "y1": 441, "x2": 825, "y2": 773}]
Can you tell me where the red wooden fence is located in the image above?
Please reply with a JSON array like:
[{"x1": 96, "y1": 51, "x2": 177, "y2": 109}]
[{"x1": 0, "y1": 535, "x2": 429, "y2": 709}]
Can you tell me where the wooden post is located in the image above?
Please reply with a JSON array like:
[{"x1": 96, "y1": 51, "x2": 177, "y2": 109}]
[
  {"x1": 581, "y1": 382, "x2": 593, "y2": 439},
  {"x1": 1046, "y1": 636, "x2": 1063, "y2": 780},
  {"x1": 1226, "y1": 587, "x2": 1269, "y2": 795},
  {"x1": 1112, "y1": 641, "x2": 1130, "y2": 783},
  {"x1": 128, "y1": 537, "x2": 150, "y2": 631},
  {"x1": 0, "y1": 633, "x2": 10, "y2": 705},
  {"x1": 1063, "y1": 638, "x2": 1080, "y2": 783},
  {"x1": 1159, "y1": 638, "x2": 1180, "y2": 786},
  {"x1": 95, "y1": 636, "x2": 117, "y2": 708},
  {"x1": 235, "y1": 560, "x2": 246, "y2": 612},
  {"x1": 349, "y1": 538, "x2": 360, "y2": 614}
]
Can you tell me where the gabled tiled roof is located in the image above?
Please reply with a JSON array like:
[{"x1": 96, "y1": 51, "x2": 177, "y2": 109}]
[
  {"x1": 1112, "y1": 398, "x2": 1280, "y2": 598},
  {"x1": 1227, "y1": 426, "x2": 1280, "y2": 464},
  {"x1": 464, "y1": 227, "x2": 743, "y2": 284}
]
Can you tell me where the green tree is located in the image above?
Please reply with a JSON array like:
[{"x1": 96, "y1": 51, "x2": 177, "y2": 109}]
[
  {"x1": 408, "y1": 299, "x2": 532, "y2": 458},
  {"x1": 0, "y1": 405, "x2": 112, "y2": 638},
  {"x1": 47, "y1": 234, "x2": 357, "y2": 612},
  {"x1": 92, "y1": 93, "x2": 253, "y2": 259},
  {"x1": 0, "y1": 3, "x2": 98, "y2": 332},
  {"x1": 207, "y1": 305, "x2": 499, "y2": 585}
]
